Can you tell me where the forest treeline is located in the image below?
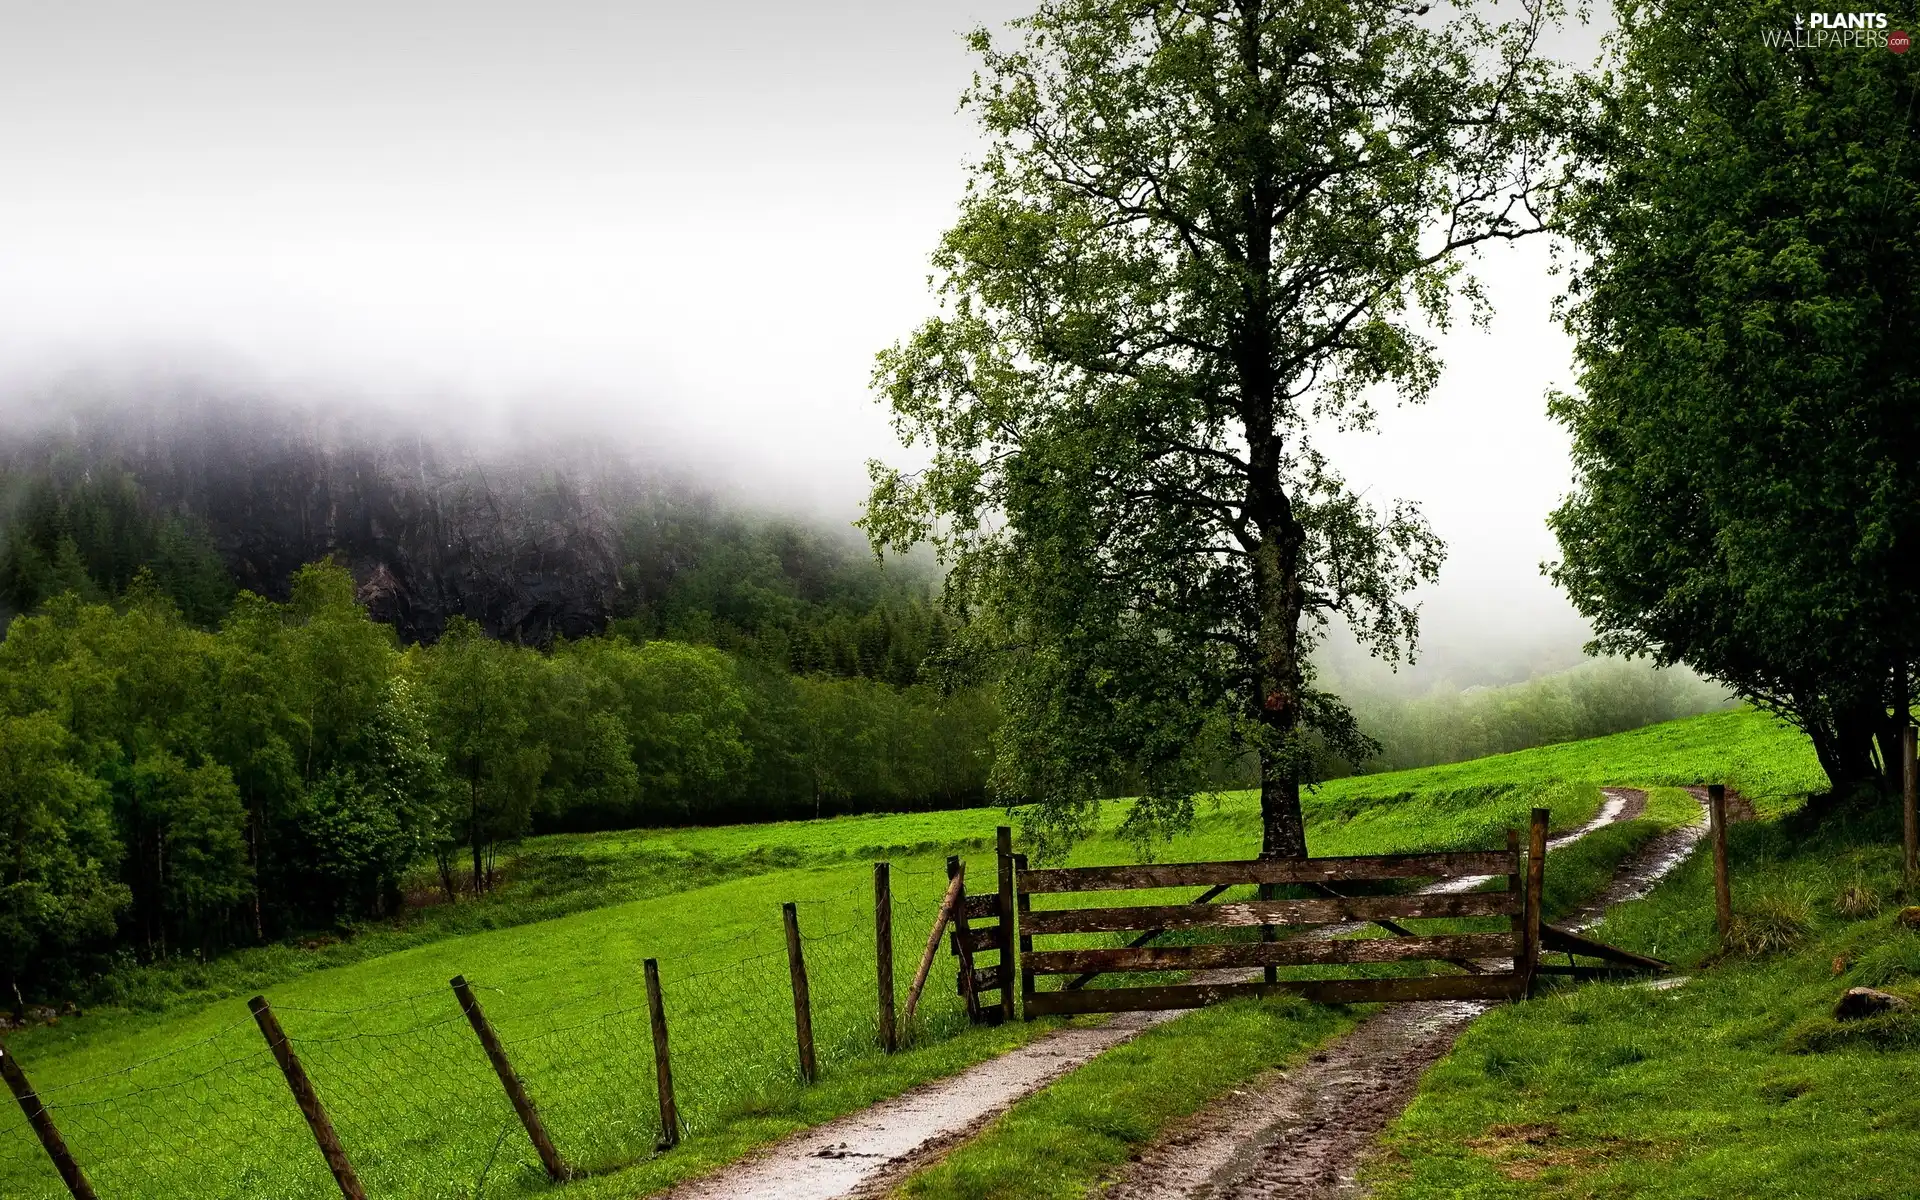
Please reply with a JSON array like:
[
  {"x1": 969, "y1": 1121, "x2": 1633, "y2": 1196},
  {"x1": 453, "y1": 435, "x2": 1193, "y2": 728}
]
[
  {"x1": 0, "y1": 466, "x2": 998, "y2": 1004},
  {"x1": 1333, "y1": 660, "x2": 1733, "y2": 776},
  {"x1": 0, "y1": 565, "x2": 995, "y2": 1004}
]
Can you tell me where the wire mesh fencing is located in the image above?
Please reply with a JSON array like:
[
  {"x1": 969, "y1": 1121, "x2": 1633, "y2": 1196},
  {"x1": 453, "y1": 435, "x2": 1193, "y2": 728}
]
[{"x1": 0, "y1": 855, "x2": 986, "y2": 1200}]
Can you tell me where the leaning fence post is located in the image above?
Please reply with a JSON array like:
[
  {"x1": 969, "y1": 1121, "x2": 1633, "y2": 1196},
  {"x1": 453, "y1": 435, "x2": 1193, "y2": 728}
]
[
  {"x1": 905, "y1": 863, "x2": 965, "y2": 1028},
  {"x1": 248, "y1": 996, "x2": 367, "y2": 1200},
  {"x1": 1523, "y1": 809, "x2": 1548, "y2": 997},
  {"x1": 1708, "y1": 784, "x2": 1732, "y2": 941},
  {"x1": 643, "y1": 959, "x2": 679, "y2": 1149},
  {"x1": 996, "y1": 827, "x2": 1017, "y2": 1024},
  {"x1": 1903, "y1": 727, "x2": 1917, "y2": 886},
  {"x1": 783, "y1": 902, "x2": 818, "y2": 1083},
  {"x1": 449, "y1": 976, "x2": 570, "y2": 1181},
  {"x1": 0, "y1": 1037, "x2": 98, "y2": 1200},
  {"x1": 874, "y1": 863, "x2": 897, "y2": 1053}
]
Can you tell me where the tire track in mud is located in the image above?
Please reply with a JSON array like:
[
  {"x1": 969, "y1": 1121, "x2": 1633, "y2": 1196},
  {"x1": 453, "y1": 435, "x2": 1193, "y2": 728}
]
[
  {"x1": 654, "y1": 787, "x2": 1699, "y2": 1200},
  {"x1": 1100, "y1": 786, "x2": 1713, "y2": 1200}
]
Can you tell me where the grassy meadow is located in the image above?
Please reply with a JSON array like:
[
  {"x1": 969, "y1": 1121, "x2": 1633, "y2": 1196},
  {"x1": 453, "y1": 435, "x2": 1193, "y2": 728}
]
[
  {"x1": 1364, "y1": 791, "x2": 1920, "y2": 1197},
  {"x1": 0, "y1": 706, "x2": 1820, "y2": 1199}
]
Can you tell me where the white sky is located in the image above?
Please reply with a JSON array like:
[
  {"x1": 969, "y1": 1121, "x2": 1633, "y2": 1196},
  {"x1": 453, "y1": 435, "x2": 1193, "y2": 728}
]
[{"x1": 0, "y1": 0, "x2": 1609, "y2": 688}]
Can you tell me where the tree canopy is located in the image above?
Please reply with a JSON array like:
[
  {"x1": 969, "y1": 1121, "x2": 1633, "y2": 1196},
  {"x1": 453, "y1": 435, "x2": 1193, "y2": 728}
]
[
  {"x1": 867, "y1": 0, "x2": 1570, "y2": 856},
  {"x1": 1548, "y1": 0, "x2": 1920, "y2": 795},
  {"x1": 0, "y1": 563, "x2": 999, "y2": 1007}
]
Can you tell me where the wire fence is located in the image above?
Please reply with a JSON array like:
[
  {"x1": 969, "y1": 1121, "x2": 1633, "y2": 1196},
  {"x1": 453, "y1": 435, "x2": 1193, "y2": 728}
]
[{"x1": 0, "y1": 860, "x2": 976, "y2": 1200}]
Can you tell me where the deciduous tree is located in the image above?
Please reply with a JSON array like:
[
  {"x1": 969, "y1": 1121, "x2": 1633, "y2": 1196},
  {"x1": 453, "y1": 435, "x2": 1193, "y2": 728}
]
[
  {"x1": 867, "y1": 0, "x2": 1568, "y2": 855},
  {"x1": 1548, "y1": 0, "x2": 1920, "y2": 796}
]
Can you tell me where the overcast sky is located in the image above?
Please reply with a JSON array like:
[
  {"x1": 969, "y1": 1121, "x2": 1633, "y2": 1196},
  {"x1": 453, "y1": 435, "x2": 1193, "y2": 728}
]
[{"x1": 0, "y1": 1, "x2": 1610, "y2": 689}]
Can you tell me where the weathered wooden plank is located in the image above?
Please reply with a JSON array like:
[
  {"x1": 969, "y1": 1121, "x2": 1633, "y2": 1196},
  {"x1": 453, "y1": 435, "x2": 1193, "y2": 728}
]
[
  {"x1": 1023, "y1": 933, "x2": 1518, "y2": 976},
  {"x1": 950, "y1": 924, "x2": 1003, "y2": 955},
  {"x1": 961, "y1": 893, "x2": 999, "y2": 921},
  {"x1": 1539, "y1": 924, "x2": 1669, "y2": 972},
  {"x1": 959, "y1": 965, "x2": 1004, "y2": 994},
  {"x1": 1022, "y1": 891, "x2": 1516, "y2": 936},
  {"x1": 1024, "y1": 972, "x2": 1525, "y2": 1016},
  {"x1": 1066, "y1": 884, "x2": 1230, "y2": 991},
  {"x1": 1019, "y1": 851, "x2": 1516, "y2": 894}
]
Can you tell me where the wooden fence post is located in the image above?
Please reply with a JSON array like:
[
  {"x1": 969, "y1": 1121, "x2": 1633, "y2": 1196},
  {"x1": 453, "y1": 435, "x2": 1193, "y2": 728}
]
[
  {"x1": 0, "y1": 1037, "x2": 97, "y2": 1200},
  {"x1": 874, "y1": 863, "x2": 897, "y2": 1053},
  {"x1": 449, "y1": 976, "x2": 570, "y2": 1181},
  {"x1": 1523, "y1": 809, "x2": 1548, "y2": 997},
  {"x1": 1014, "y1": 853, "x2": 1035, "y2": 1019},
  {"x1": 248, "y1": 996, "x2": 367, "y2": 1200},
  {"x1": 1903, "y1": 727, "x2": 1917, "y2": 885},
  {"x1": 643, "y1": 958, "x2": 679, "y2": 1149},
  {"x1": 1708, "y1": 784, "x2": 1732, "y2": 940},
  {"x1": 996, "y1": 827, "x2": 1017, "y2": 1024},
  {"x1": 947, "y1": 855, "x2": 982, "y2": 1023},
  {"x1": 783, "y1": 902, "x2": 818, "y2": 1084}
]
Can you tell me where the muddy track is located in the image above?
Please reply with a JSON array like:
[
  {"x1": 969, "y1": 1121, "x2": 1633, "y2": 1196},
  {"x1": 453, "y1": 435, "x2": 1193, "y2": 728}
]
[
  {"x1": 658, "y1": 1009, "x2": 1189, "y2": 1200},
  {"x1": 653, "y1": 786, "x2": 1699, "y2": 1200},
  {"x1": 1100, "y1": 786, "x2": 1711, "y2": 1200}
]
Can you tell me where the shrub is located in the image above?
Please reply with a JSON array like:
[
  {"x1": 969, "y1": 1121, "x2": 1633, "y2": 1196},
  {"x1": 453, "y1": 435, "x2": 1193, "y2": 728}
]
[
  {"x1": 1723, "y1": 893, "x2": 1815, "y2": 958},
  {"x1": 1833, "y1": 880, "x2": 1884, "y2": 920}
]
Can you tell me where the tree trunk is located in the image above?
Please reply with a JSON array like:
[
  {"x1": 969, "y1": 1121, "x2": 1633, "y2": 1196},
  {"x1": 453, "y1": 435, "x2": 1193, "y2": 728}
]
[
  {"x1": 1814, "y1": 696, "x2": 1885, "y2": 796},
  {"x1": 469, "y1": 777, "x2": 485, "y2": 896},
  {"x1": 247, "y1": 803, "x2": 265, "y2": 942},
  {"x1": 1232, "y1": 4, "x2": 1306, "y2": 861},
  {"x1": 1257, "y1": 749, "x2": 1308, "y2": 859}
]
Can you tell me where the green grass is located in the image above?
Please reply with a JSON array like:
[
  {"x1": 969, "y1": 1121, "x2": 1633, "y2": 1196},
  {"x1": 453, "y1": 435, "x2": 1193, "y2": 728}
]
[
  {"x1": 1364, "y1": 805, "x2": 1920, "y2": 1196},
  {"x1": 898, "y1": 994, "x2": 1357, "y2": 1200},
  {"x1": 0, "y1": 706, "x2": 1821, "y2": 1200}
]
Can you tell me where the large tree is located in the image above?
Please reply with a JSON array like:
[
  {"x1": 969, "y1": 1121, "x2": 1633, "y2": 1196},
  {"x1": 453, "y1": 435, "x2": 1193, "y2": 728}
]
[
  {"x1": 865, "y1": 0, "x2": 1569, "y2": 856},
  {"x1": 1548, "y1": 0, "x2": 1920, "y2": 796}
]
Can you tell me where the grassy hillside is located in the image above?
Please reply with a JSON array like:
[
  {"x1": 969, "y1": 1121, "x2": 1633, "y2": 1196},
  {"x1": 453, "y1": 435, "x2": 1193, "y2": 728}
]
[
  {"x1": 1366, "y1": 798, "x2": 1920, "y2": 1197},
  {"x1": 0, "y1": 707, "x2": 1821, "y2": 1200}
]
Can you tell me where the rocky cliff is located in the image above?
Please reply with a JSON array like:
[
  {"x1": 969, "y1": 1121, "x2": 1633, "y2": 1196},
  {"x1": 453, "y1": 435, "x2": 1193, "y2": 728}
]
[{"x1": 4, "y1": 395, "x2": 639, "y2": 643}]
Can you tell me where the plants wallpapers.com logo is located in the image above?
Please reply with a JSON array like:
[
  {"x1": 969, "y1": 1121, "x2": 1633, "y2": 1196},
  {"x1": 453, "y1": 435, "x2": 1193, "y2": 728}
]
[{"x1": 1764, "y1": 12, "x2": 1912, "y2": 49}]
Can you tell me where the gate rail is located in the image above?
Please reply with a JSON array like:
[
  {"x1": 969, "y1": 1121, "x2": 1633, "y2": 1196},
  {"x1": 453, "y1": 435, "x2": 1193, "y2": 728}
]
[{"x1": 969, "y1": 809, "x2": 1554, "y2": 1018}]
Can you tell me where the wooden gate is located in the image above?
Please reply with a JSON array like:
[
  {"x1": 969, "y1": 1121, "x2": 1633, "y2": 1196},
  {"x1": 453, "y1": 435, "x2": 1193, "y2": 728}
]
[{"x1": 953, "y1": 810, "x2": 1571, "y2": 1019}]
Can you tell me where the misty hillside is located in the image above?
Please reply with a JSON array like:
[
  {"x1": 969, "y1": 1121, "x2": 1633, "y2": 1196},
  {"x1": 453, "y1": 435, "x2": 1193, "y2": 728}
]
[{"x1": 0, "y1": 394, "x2": 941, "y2": 670}]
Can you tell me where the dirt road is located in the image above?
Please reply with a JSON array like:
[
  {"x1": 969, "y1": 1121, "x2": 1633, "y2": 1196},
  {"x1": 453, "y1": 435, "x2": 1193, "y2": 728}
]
[{"x1": 1101, "y1": 786, "x2": 1708, "y2": 1200}]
